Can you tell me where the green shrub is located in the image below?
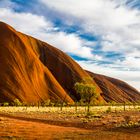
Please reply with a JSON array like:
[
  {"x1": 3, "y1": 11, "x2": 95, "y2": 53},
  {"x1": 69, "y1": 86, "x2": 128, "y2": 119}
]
[
  {"x1": 3, "y1": 102, "x2": 9, "y2": 106},
  {"x1": 13, "y1": 98, "x2": 22, "y2": 106},
  {"x1": 41, "y1": 99, "x2": 51, "y2": 106},
  {"x1": 50, "y1": 102, "x2": 55, "y2": 107},
  {"x1": 106, "y1": 107, "x2": 111, "y2": 113}
]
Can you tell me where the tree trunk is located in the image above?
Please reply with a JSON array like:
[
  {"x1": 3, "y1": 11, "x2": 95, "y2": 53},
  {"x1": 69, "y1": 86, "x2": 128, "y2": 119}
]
[{"x1": 87, "y1": 102, "x2": 90, "y2": 114}]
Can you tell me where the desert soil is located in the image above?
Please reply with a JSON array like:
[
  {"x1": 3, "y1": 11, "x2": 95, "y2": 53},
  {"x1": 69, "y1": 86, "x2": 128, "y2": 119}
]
[{"x1": 0, "y1": 111, "x2": 140, "y2": 140}]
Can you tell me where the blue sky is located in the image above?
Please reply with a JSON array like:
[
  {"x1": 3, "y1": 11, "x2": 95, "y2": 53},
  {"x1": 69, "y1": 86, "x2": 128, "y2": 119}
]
[{"x1": 0, "y1": 0, "x2": 140, "y2": 91}]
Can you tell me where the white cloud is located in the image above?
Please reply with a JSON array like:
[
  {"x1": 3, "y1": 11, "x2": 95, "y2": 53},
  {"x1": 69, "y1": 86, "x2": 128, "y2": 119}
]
[
  {"x1": 0, "y1": 8, "x2": 52, "y2": 33},
  {"x1": 41, "y1": 0, "x2": 140, "y2": 49},
  {"x1": 41, "y1": 0, "x2": 140, "y2": 90},
  {"x1": 0, "y1": 7, "x2": 94, "y2": 59},
  {"x1": 41, "y1": 0, "x2": 139, "y2": 28},
  {"x1": 41, "y1": 0, "x2": 140, "y2": 56},
  {"x1": 117, "y1": 57, "x2": 140, "y2": 70},
  {"x1": 35, "y1": 31, "x2": 94, "y2": 58}
]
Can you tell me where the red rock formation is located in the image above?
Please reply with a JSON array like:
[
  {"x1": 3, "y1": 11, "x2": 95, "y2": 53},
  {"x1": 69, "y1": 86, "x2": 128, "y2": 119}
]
[
  {"x1": 16, "y1": 31, "x2": 102, "y2": 101},
  {"x1": 0, "y1": 22, "x2": 104, "y2": 104},
  {"x1": 0, "y1": 21, "x2": 139, "y2": 104},
  {"x1": 0, "y1": 22, "x2": 74, "y2": 104},
  {"x1": 88, "y1": 71, "x2": 140, "y2": 103}
]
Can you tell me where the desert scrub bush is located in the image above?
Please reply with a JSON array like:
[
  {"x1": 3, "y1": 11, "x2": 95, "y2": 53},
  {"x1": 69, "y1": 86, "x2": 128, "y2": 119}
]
[
  {"x1": 137, "y1": 106, "x2": 140, "y2": 111},
  {"x1": 49, "y1": 102, "x2": 55, "y2": 107},
  {"x1": 3, "y1": 102, "x2": 9, "y2": 106},
  {"x1": 13, "y1": 98, "x2": 22, "y2": 106},
  {"x1": 106, "y1": 107, "x2": 112, "y2": 113},
  {"x1": 116, "y1": 116, "x2": 140, "y2": 128},
  {"x1": 42, "y1": 99, "x2": 51, "y2": 106},
  {"x1": 80, "y1": 118, "x2": 89, "y2": 123},
  {"x1": 109, "y1": 101, "x2": 117, "y2": 106},
  {"x1": 85, "y1": 111, "x2": 94, "y2": 117},
  {"x1": 117, "y1": 121, "x2": 140, "y2": 128}
]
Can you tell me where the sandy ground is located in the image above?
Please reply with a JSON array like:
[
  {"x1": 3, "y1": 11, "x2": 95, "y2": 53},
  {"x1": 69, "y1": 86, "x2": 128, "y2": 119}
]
[
  {"x1": 0, "y1": 115, "x2": 93, "y2": 140},
  {"x1": 0, "y1": 111, "x2": 140, "y2": 140}
]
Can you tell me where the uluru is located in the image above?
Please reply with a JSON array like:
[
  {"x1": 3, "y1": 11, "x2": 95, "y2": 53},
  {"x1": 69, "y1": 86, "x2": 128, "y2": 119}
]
[{"x1": 0, "y1": 21, "x2": 140, "y2": 104}]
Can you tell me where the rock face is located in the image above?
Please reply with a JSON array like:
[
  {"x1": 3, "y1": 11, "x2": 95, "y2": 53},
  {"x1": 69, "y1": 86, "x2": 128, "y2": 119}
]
[
  {"x1": 0, "y1": 21, "x2": 140, "y2": 104},
  {"x1": 0, "y1": 22, "x2": 73, "y2": 104},
  {"x1": 88, "y1": 71, "x2": 140, "y2": 103},
  {"x1": 0, "y1": 22, "x2": 103, "y2": 104}
]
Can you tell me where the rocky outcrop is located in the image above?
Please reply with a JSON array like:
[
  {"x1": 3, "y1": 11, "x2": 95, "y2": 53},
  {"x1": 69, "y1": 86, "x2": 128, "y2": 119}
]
[
  {"x1": 0, "y1": 21, "x2": 139, "y2": 104},
  {"x1": 88, "y1": 71, "x2": 140, "y2": 103},
  {"x1": 0, "y1": 22, "x2": 73, "y2": 104}
]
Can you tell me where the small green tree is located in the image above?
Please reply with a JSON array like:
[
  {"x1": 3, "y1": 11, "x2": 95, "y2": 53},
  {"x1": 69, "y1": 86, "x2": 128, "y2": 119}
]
[
  {"x1": 74, "y1": 79, "x2": 98, "y2": 114},
  {"x1": 13, "y1": 98, "x2": 22, "y2": 106}
]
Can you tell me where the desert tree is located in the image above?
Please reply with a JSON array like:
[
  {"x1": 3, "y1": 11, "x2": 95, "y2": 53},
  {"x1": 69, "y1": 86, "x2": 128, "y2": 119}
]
[{"x1": 74, "y1": 78, "x2": 98, "y2": 114}]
